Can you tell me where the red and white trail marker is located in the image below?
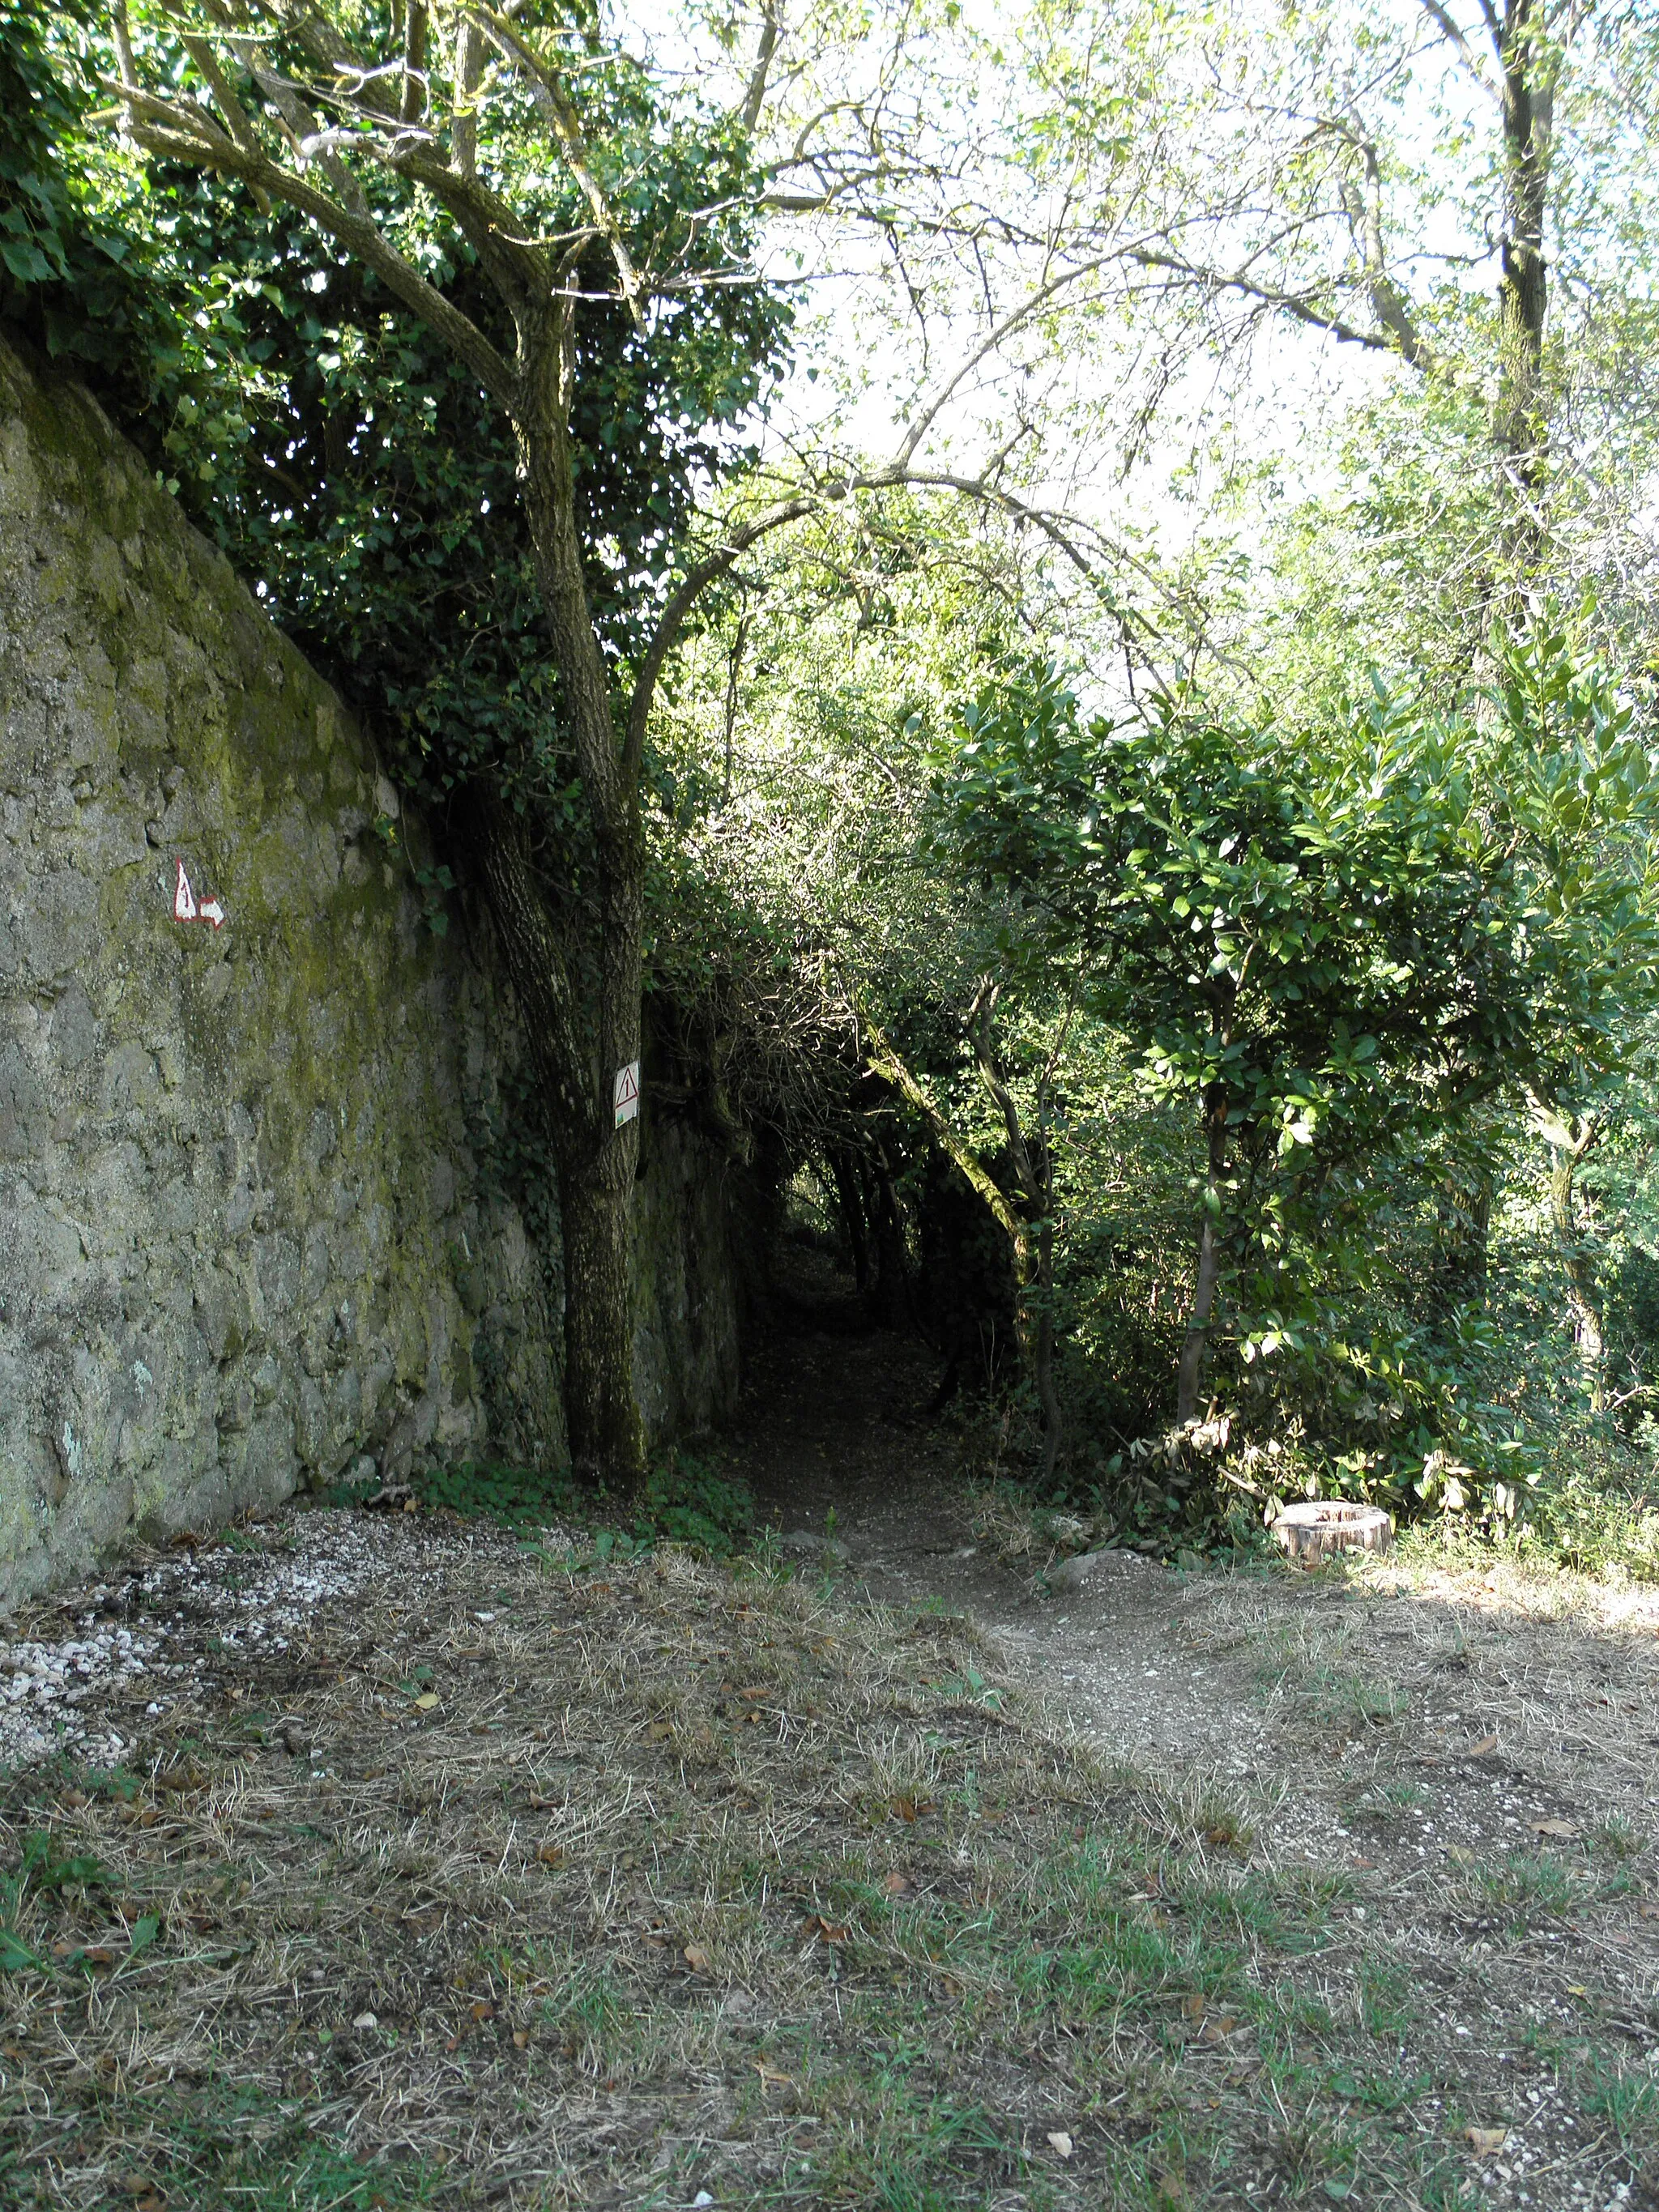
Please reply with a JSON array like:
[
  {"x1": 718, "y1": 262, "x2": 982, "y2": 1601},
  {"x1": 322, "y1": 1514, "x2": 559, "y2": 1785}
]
[
  {"x1": 613, "y1": 1059, "x2": 641, "y2": 1128},
  {"x1": 173, "y1": 859, "x2": 226, "y2": 929}
]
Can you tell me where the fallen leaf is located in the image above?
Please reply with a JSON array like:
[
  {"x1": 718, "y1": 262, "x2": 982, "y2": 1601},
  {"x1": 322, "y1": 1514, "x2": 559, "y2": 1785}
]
[
  {"x1": 1531, "y1": 1818, "x2": 1580, "y2": 1839},
  {"x1": 1465, "y1": 2126, "x2": 1508, "y2": 2154},
  {"x1": 1447, "y1": 1844, "x2": 1477, "y2": 1864},
  {"x1": 536, "y1": 1843, "x2": 565, "y2": 1867},
  {"x1": 800, "y1": 1916, "x2": 847, "y2": 1946},
  {"x1": 513, "y1": 2029, "x2": 530, "y2": 2049},
  {"x1": 412, "y1": 1693, "x2": 439, "y2": 1712},
  {"x1": 755, "y1": 2061, "x2": 794, "y2": 2088},
  {"x1": 470, "y1": 2001, "x2": 494, "y2": 2022},
  {"x1": 1466, "y1": 1733, "x2": 1499, "y2": 1755},
  {"x1": 1181, "y1": 1993, "x2": 1208, "y2": 2020},
  {"x1": 881, "y1": 1872, "x2": 914, "y2": 1897},
  {"x1": 645, "y1": 1720, "x2": 674, "y2": 1741},
  {"x1": 1640, "y1": 1902, "x2": 1659, "y2": 1920},
  {"x1": 1566, "y1": 1984, "x2": 1588, "y2": 1997},
  {"x1": 683, "y1": 1944, "x2": 712, "y2": 1974},
  {"x1": 1201, "y1": 2014, "x2": 1242, "y2": 2043},
  {"x1": 1047, "y1": 2131, "x2": 1074, "y2": 2159}
]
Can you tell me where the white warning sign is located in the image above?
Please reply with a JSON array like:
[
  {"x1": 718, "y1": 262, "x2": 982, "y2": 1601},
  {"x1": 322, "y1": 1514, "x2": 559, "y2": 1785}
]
[{"x1": 613, "y1": 1059, "x2": 641, "y2": 1128}]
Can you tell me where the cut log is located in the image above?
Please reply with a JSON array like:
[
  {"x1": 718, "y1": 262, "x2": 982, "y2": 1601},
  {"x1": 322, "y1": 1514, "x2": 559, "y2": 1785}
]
[{"x1": 1272, "y1": 1501, "x2": 1392, "y2": 1565}]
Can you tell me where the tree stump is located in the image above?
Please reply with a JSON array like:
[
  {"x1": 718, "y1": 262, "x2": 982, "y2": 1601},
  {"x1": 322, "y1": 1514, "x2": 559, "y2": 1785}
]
[{"x1": 1272, "y1": 1501, "x2": 1392, "y2": 1565}]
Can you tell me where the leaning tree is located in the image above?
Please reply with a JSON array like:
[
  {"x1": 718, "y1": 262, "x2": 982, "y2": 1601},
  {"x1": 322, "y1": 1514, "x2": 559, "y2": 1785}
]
[
  {"x1": 98, "y1": 1, "x2": 1111, "y2": 1483},
  {"x1": 96, "y1": 0, "x2": 819, "y2": 1481}
]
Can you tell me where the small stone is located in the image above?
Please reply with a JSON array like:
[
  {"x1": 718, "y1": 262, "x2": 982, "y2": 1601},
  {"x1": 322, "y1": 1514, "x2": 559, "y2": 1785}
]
[
  {"x1": 777, "y1": 1530, "x2": 850, "y2": 1563},
  {"x1": 1047, "y1": 1549, "x2": 1140, "y2": 1593},
  {"x1": 352, "y1": 2011, "x2": 378, "y2": 2031}
]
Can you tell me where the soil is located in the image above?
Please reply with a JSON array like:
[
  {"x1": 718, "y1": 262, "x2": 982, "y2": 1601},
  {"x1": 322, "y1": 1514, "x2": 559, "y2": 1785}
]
[
  {"x1": 720, "y1": 1255, "x2": 1659, "y2": 2212},
  {"x1": 2, "y1": 1253, "x2": 1656, "y2": 2210}
]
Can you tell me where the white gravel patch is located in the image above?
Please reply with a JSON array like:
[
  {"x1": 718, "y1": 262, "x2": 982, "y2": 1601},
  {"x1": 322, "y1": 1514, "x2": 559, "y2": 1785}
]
[{"x1": 0, "y1": 1510, "x2": 473, "y2": 1773}]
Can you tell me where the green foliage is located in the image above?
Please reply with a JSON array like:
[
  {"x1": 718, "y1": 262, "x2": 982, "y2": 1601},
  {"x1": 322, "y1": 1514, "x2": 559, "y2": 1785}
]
[
  {"x1": 0, "y1": 1, "x2": 168, "y2": 390},
  {"x1": 0, "y1": 4, "x2": 268, "y2": 488},
  {"x1": 633, "y1": 1451, "x2": 754, "y2": 1556},
  {"x1": 921, "y1": 619, "x2": 1659, "y2": 1519},
  {"x1": 15, "y1": 1830, "x2": 108, "y2": 1896},
  {"x1": 411, "y1": 1461, "x2": 582, "y2": 1532},
  {"x1": 0, "y1": 1830, "x2": 124, "y2": 1976},
  {"x1": 935, "y1": 627, "x2": 1659, "y2": 1144},
  {"x1": 98, "y1": 50, "x2": 793, "y2": 815},
  {"x1": 365, "y1": 1451, "x2": 754, "y2": 1557}
]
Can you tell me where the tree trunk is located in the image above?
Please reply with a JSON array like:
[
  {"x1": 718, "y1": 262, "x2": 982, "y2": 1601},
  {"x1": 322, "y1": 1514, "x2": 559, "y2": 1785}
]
[
  {"x1": 867, "y1": 1149, "x2": 911, "y2": 1326},
  {"x1": 461, "y1": 785, "x2": 646, "y2": 1485},
  {"x1": 1175, "y1": 1089, "x2": 1227, "y2": 1426},
  {"x1": 1495, "y1": 0, "x2": 1551, "y2": 500},
  {"x1": 560, "y1": 1153, "x2": 647, "y2": 1482},
  {"x1": 829, "y1": 1146, "x2": 870, "y2": 1293},
  {"x1": 1546, "y1": 1123, "x2": 1605, "y2": 1413},
  {"x1": 1434, "y1": 1164, "x2": 1493, "y2": 1314},
  {"x1": 1032, "y1": 1211, "x2": 1061, "y2": 1481},
  {"x1": 966, "y1": 983, "x2": 1063, "y2": 1473},
  {"x1": 505, "y1": 317, "x2": 648, "y2": 1490}
]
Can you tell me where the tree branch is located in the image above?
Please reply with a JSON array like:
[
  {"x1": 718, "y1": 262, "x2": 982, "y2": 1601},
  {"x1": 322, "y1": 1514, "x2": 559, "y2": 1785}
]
[
  {"x1": 469, "y1": 2, "x2": 646, "y2": 327},
  {"x1": 863, "y1": 1020, "x2": 1022, "y2": 1247},
  {"x1": 1418, "y1": 0, "x2": 1502, "y2": 93},
  {"x1": 740, "y1": 0, "x2": 781, "y2": 134},
  {"x1": 100, "y1": 63, "x2": 521, "y2": 411},
  {"x1": 1128, "y1": 244, "x2": 1433, "y2": 369}
]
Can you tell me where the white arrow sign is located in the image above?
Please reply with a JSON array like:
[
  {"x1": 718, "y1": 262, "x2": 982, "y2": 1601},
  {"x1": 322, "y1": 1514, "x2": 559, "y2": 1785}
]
[
  {"x1": 613, "y1": 1059, "x2": 641, "y2": 1128},
  {"x1": 173, "y1": 859, "x2": 227, "y2": 930}
]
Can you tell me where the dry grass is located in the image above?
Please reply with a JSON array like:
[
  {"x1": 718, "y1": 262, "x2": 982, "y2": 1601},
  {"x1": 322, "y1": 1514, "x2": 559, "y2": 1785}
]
[{"x1": 0, "y1": 1511, "x2": 1655, "y2": 2210}]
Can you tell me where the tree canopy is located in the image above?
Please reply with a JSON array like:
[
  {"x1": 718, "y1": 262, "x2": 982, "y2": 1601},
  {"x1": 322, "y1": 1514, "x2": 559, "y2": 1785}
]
[{"x1": 6, "y1": 0, "x2": 1659, "y2": 1549}]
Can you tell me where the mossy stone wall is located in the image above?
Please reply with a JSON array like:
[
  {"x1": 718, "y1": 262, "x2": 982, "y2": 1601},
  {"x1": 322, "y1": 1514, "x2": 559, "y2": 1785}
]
[{"x1": 0, "y1": 339, "x2": 748, "y2": 1607}]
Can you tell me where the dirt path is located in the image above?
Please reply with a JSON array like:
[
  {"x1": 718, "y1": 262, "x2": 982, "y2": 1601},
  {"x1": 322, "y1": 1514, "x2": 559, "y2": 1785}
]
[
  {"x1": 721, "y1": 1278, "x2": 1659, "y2": 2211},
  {"x1": 1, "y1": 1278, "x2": 1655, "y2": 2210}
]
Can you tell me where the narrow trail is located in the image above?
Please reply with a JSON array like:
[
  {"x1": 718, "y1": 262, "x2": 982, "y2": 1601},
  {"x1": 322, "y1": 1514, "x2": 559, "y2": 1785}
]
[
  {"x1": 0, "y1": 1259, "x2": 1653, "y2": 2209},
  {"x1": 715, "y1": 1252, "x2": 1659, "y2": 2210}
]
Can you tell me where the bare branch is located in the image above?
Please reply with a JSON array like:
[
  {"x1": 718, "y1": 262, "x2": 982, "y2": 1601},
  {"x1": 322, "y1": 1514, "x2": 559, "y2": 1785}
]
[
  {"x1": 863, "y1": 1019, "x2": 1022, "y2": 1247},
  {"x1": 740, "y1": 1, "x2": 781, "y2": 134},
  {"x1": 470, "y1": 2, "x2": 646, "y2": 327},
  {"x1": 894, "y1": 255, "x2": 1117, "y2": 470},
  {"x1": 400, "y1": 2, "x2": 429, "y2": 126},
  {"x1": 1418, "y1": 0, "x2": 1502, "y2": 93},
  {"x1": 451, "y1": 18, "x2": 484, "y2": 178},
  {"x1": 1128, "y1": 244, "x2": 1431, "y2": 368}
]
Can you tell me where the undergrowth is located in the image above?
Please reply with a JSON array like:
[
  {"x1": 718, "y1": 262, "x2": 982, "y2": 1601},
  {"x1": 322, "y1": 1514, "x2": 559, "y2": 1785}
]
[{"x1": 322, "y1": 1451, "x2": 755, "y2": 1557}]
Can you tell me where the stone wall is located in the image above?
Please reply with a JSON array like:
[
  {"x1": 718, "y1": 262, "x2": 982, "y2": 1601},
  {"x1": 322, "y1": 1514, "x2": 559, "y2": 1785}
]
[{"x1": 0, "y1": 336, "x2": 749, "y2": 1609}]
